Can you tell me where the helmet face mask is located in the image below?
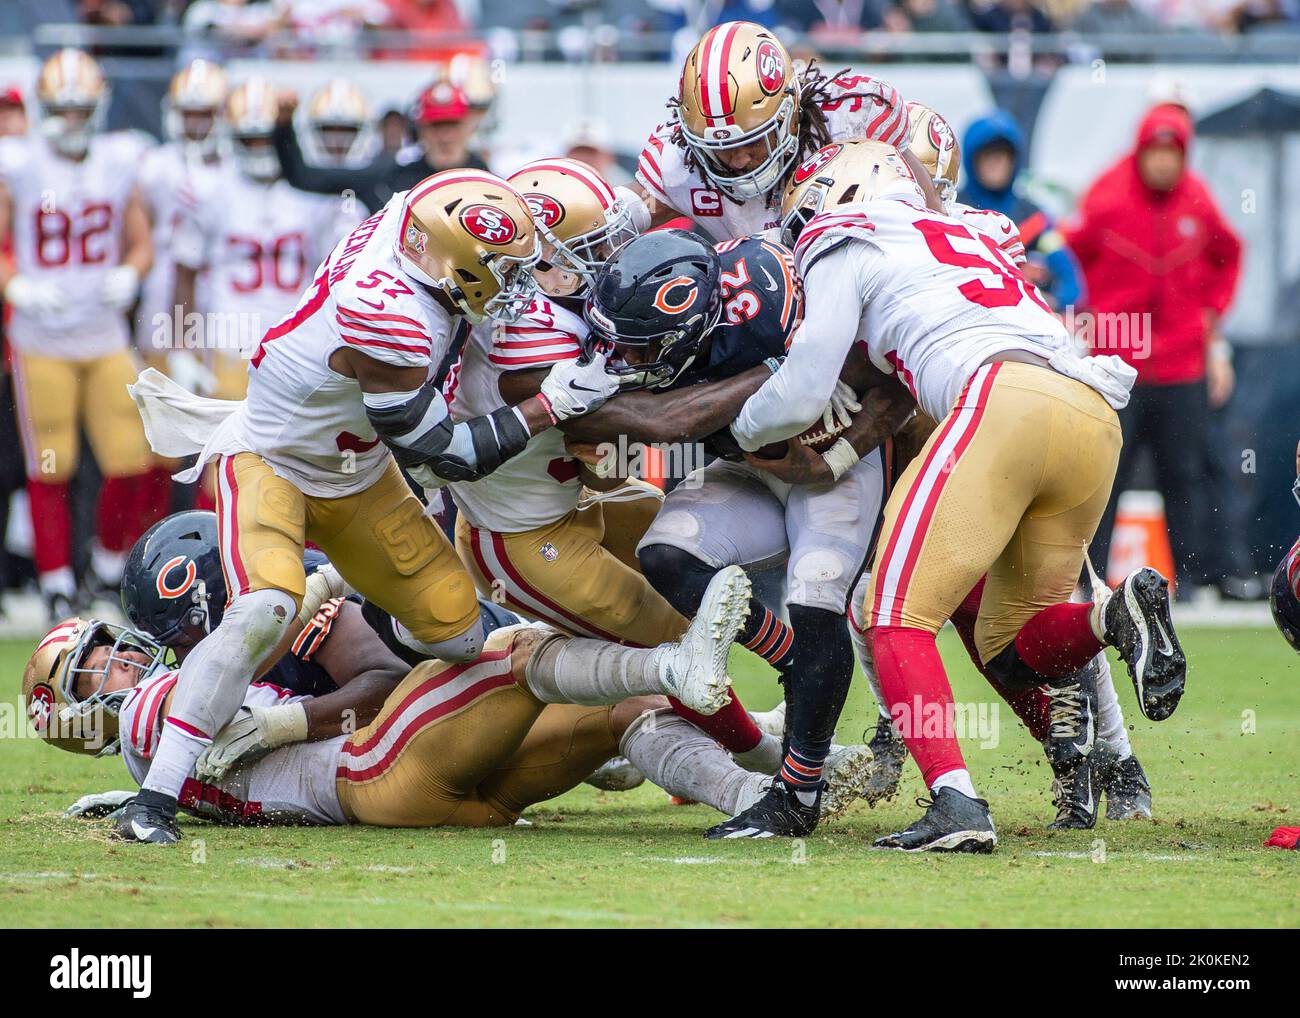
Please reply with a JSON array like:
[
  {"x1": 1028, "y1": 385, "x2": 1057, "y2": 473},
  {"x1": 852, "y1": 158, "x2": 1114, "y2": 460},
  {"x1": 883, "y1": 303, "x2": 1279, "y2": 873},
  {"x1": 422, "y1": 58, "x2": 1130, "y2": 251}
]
[
  {"x1": 225, "y1": 78, "x2": 280, "y2": 181},
  {"x1": 535, "y1": 200, "x2": 637, "y2": 297},
  {"x1": 164, "y1": 59, "x2": 227, "y2": 160},
  {"x1": 304, "y1": 79, "x2": 374, "y2": 168},
  {"x1": 906, "y1": 101, "x2": 960, "y2": 214},
  {"x1": 677, "y1": 92, "x2": 800, "y2": 203},
  {"x1": 37, "y1": 49, "x2": 108, "y2": 160}
]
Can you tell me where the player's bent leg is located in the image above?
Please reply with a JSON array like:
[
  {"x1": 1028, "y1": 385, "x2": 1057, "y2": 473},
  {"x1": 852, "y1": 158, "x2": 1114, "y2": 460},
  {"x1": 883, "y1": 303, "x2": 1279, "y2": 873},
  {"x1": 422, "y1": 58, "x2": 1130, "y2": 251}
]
[
  {"x1": 313, "y1": 461, "x2": 482, "y2": 662},
  {"x1": 586, "y1": 478, "x2": 665, "y2": 570}
]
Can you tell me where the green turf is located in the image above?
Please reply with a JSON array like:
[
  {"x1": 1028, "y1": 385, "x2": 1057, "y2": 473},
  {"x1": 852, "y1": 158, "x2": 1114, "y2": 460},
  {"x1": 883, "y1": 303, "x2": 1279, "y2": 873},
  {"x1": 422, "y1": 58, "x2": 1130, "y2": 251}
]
[{"x1": 1, "y1": 627, "x2": 1296, "y2": 928}]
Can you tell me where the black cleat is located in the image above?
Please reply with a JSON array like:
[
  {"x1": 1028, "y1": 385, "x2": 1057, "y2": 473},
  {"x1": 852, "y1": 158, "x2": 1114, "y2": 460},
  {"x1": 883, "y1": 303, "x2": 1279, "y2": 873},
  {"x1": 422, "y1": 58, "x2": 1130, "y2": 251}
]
[
  {"x1": 1044, "y1": 661, "x2": 1101, "y2": 830},
  {"x1": 1102, "y1": 753, "x2": 1153, "y2": 820},
  {"x1": 1103, "y1": 567, "x2": 1186, "y2": 721},
  {"x1": 874, "y1": 787, "x2": 997, "y2": 853},
  {"x1": 112, "y1": 788, "x2": 181, "y2": 844},
  {"x1": 705, "y1": 778, "x2": 820, "y2": 839},
  {"x1": 861, "y1": 718, "x2": 908, "y2": 807}
]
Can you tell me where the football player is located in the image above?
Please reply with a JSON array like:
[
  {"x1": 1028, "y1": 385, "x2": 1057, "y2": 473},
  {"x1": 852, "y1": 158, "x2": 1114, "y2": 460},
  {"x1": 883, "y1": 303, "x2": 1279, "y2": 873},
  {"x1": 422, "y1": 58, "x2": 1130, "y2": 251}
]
[
  {"x1": 0, "y1": 49, "x2": 157, "y2": 617},
  {"x1": 301, "y1": 78, "x2": 375, "y2": 169},
  {"x1": 27, "y1": 569, "x2": 872, "y2": 831},
  {"x1": 628, "y1": 21, "x2": 939, "y2": 242},
  {"x1": 446, "y1": 159, "x2": 800, "y2": 774},
  {"x1": 731, "y1": 139, "x2": 1185, "y2": 851},
  {"x1": 118, "y1": 167, "x2": 621, "y2": 843},
  {"x1": 1268, "y1": 440, "x2": 1300, "y2": 654},
  {"x1": 171, "y1": 76, "x2": 361, "y2": 403}
]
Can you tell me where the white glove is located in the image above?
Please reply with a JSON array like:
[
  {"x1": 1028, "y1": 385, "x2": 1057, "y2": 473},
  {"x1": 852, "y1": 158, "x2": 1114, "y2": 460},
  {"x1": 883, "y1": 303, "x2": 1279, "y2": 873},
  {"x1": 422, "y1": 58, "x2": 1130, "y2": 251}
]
[
  {"x1": 165, "y1": 350, "x2": 219, "y2": 397},
  {"x1": 822, "y1": 380, "x2": 862, "y2": 435},
  {"x1": 297, "y1": 562, "x2": 353, "y2": 625},
  {"x1": 65, "y1": 789, "x2": 137, "y2": 819},
  {"x1": 539, "y1": 352, "x2": 620, "y2": 421},
  {"x1": 193, "y1": 702, "x2": 308, "y2": 782},
  {"x1": 99, "y1": 264, "x2": 140, "y2": 311},
  {"x1": 4, "y1": 274, "x2": 66, "y2": 316},
  {"x1": 407, "y1": 462, "x2": 446, "y2": 491}
]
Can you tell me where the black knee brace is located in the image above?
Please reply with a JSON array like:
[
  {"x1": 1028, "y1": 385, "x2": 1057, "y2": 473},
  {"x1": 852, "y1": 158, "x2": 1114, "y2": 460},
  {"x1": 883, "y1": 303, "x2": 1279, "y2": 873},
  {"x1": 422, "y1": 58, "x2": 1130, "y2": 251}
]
[
  {"x1": 985, "y1": 641, "x2": 1056, "y2": 691},
  {"x1": 637, "y1": 543, "x2": 720, "y2": 618}
]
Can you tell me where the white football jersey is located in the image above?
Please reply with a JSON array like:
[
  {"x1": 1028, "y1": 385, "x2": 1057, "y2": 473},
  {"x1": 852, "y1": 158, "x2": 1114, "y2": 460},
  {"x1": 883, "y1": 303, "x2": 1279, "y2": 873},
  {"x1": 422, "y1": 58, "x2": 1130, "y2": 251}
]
[
  {"x1": 172, "y1": 164, "x2": 359, "y2": 362},
  {"x1": 0, "y1": 132, "x2": 147, "y2": 357},
  {"x1": 952, "y1": 201, "x2": 1026, "y2": 266},
  {"x1": 636, "y1": 71, "x2": 910, "y2": 241},
  {"x1": 133, "y1": 142, "x2": 221, "y2": 350},
  {"x1": 793, "y1": 196, "x2": 1068, "y2": 423},
  {"x1": 119, "y1": 668, "x2": 347, "y2": 826},
  {"x1": 229, "y1": 194, "x2": 457, "y2": 498},
  {"x1": 446, "y1": 295, "x2": 584, "y2": 533}
]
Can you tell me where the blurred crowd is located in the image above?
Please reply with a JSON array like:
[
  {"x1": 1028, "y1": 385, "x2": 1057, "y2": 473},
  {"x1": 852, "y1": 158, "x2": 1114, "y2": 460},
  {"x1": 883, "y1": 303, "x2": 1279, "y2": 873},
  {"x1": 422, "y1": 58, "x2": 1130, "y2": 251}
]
[{"x1": 2, "y1": 0, "x2": 1298, "y2": 46}]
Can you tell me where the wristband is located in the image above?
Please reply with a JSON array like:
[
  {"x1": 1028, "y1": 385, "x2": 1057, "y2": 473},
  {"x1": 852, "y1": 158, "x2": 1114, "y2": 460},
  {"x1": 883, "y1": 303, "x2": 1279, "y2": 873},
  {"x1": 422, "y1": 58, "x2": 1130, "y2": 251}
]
[
  {"x1": 823, "y1": 437, "x2": 860, "y2": 481},
  {"x1": 763, "y1": 356, "x2": 783, "y2": 375},
  {"x1": 534, "y1": 392, "x2": 559, "y2": 426},
  {"x1": 256, "y1": 702, "x2": 309, "y2": 749}
]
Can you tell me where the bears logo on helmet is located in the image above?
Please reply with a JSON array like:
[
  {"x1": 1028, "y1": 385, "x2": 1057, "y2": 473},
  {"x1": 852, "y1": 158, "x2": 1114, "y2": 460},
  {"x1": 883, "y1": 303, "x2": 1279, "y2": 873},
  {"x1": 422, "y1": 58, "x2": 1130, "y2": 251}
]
[
  {"x1": 460, "y1": 204, "x2": 518, "y2": 245},
  {"x1": 755, "y1": 40, "x2": 786, "y2": 96},
  {"x1": 155, "y1": 556, "x2": 197, "y2": 599},
  {"x1": 653, "y1": 276, "x2": 699, "y2": 315},
  {"x1": 793, "y1": 144, "x2": 842, "y2": 185},
  {"x1": 524, "y1": 193, "x2": 565, "y2": 229}
]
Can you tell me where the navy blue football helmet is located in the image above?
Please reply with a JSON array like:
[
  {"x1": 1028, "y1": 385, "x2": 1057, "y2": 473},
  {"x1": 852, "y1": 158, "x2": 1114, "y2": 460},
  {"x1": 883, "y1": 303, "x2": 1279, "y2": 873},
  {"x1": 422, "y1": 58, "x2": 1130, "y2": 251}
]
[
  {"x1": 583, "y1": 229, "x2": 722, "y2": 390},
  {"x1": 1271, "y1": 535, "x2": 1300, "y2": 653},
  {"x1": 121, "y1": 511, "x2": 226, "y2": 651}
]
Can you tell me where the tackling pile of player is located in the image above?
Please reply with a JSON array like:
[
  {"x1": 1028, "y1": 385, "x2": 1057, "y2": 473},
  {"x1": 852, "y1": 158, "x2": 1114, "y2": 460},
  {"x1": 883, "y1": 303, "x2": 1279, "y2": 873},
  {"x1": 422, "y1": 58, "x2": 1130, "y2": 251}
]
[{"x1": 19, "y1": 23, "x2": 1208, "y2": 852}]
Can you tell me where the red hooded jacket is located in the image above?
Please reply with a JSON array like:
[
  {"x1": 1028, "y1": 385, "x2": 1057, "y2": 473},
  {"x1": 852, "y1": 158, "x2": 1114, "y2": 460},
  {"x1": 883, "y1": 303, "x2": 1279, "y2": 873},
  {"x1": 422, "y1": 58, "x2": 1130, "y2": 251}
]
[{"x1": 1065, "y1": 105, "x2": 1242, "y2": 386}]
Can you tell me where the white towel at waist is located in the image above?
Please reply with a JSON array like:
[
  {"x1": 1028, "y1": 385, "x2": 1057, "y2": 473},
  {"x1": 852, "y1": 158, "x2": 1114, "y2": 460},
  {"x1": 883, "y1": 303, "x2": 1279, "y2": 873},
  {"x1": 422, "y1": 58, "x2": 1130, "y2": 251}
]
[{"x1": 127, "y1": 367, "x2": 247, "y2": 484}]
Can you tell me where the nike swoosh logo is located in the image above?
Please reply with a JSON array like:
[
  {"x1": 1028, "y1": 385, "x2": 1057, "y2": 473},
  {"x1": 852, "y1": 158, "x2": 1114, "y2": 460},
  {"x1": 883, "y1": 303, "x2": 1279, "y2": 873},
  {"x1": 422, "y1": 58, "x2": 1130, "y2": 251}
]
[
  {"x1": 759, "y1": 265, "x2": 779, "y2": 292},
  {"x1": 131, "y1": 820, "x2": 159, "y2": 841},
  {"x1": 1154, "y1": 618, "x2": 1175, "y2": 656},
  {"x1": 568, "y1": 381, "x2": 601, "y2": 393},
  {"x1": 357, "y1": 297, "x2": 384, "y2": 310},
  {"x1": 1073, "y1": 712, "x2": 1094, "y2": 756},
  {"x1": 1078, "y1": 777, "x2": 1095, "y2": 814}
]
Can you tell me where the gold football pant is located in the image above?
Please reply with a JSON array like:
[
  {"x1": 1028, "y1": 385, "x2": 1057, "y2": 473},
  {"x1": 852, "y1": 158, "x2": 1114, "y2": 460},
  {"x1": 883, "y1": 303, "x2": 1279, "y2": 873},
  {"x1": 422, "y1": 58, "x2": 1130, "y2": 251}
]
[
  {"x1": 336, "y1": 628, "x2": 619, "y2": 827},
  {"x1": 863, "y1": 361, "x2": 1122, "y2": 663},
  {"x1": 12, "y1": 349, "x2": 152, "y2": 481},
  {"x1": 455, "y1": 483, "x2": 686, "y2": 648},
  {"x1": 215, "y1": 452, "x2": 479, "y2": 641}
]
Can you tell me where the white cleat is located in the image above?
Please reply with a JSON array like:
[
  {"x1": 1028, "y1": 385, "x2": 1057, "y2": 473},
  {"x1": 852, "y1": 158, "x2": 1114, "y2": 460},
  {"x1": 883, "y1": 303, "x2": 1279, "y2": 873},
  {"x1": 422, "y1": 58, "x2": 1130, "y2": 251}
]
[
  {"x1": 658, "y1": 565, "x2": 751, "y2": 716},
  {"x1": 583, "y1": 756, "x2": 646, "y2": 792},
  {"x1": 821, "y1": 744, "x2": 876, "y2": 820},
  {"x1": 750, "y1": 700, "x2": 787, "y2": 740}
]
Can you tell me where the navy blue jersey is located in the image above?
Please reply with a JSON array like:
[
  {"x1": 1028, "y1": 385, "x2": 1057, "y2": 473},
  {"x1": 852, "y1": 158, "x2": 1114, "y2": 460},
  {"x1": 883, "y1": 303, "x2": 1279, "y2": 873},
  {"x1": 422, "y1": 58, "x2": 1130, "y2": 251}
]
[{"x1": 259, "y1": 550, "x2": 361, "y2": 697}]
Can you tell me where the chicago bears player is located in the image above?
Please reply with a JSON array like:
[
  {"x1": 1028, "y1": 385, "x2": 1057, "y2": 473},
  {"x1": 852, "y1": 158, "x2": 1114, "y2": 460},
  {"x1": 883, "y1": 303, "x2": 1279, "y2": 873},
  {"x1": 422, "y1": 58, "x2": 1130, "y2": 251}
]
[
  {"x1": 446, "y1": 159, "x2": 788, "y2": 771},
  {"x1": 171, "y1": 76, "x2": 359, "y2": 402},
  {"x1": 119, "y1": 169, "x2": 620, "y2": 843},
  {"x1": 628, "y1": 21, "x2": 939, "y2": 242},
  {"x1": 0, "y1": 49, "x2": 157, "y2": 617},
  {"x1": 27, "y1": 569, "x2": 853, "y2": 830},
  {"x1": 732, "y1": 139, "x2": 1183, "y2": 851}
]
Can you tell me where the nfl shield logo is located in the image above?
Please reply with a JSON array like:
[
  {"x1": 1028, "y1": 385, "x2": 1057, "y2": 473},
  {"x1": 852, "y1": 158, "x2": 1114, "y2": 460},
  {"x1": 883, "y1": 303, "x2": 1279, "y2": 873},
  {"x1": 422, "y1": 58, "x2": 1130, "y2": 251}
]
[{"x1": 540, "y1": 542, "x2": 559, "y2": 562}]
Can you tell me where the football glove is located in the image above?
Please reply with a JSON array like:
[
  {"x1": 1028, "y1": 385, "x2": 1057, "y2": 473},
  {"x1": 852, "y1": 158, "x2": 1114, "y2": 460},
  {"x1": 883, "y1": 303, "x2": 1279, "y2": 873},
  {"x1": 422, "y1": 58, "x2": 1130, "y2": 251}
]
[
  {"x1": 822, "y1": 380, "x2": 862, "y2": 435},
  {"x1": 194, "y1": 702, "x2": 309, "y2": 782},
  {"x1": 99, "y1": 265, "x2": 141, "y2": 311},
  {"x1": 296, "y1": 561, "x2": 354, "y2": 626},
  {"x1": 4, "y1": 274, "x2": 67, "y2": 316},
  {"x1": 538, "y1": 352, "x2": 619, "y2": 421},
  {"x1": 65, "y1": 789, "x2": 137, "y2": 820},
  {"x1": 165, "y1": 350, "x2": 219, "y2": 397}
]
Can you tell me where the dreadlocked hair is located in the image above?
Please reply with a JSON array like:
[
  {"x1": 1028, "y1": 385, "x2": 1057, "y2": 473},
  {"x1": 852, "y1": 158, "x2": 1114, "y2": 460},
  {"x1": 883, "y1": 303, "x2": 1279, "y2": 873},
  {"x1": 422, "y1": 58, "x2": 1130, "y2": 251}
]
[{"x1": 666, "y1": 60, "x2": 867, "y2": 207}]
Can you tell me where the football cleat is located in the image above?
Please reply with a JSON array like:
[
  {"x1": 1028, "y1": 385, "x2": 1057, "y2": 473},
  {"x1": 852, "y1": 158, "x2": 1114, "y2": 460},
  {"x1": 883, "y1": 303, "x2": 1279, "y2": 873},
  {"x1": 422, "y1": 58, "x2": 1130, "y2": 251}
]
[
  {"x1": 873, "y1": 787, "x2": 997, "y2": 853},
  {"x1": 111, "y1": 788, "x2": 181, "y2": 845},
  {"x1": 821, "y1": 744, "x2": 875, "y2": 820},
  {"x1": 1101, "y1": 567, "x2": 1187, "y2": 721},
  {"x1": 1048, "y1": 756, "x2": 1101, "y2": 830},
  {"x1": 704, "y1": 777, "x2": 819, "y2": 840},
  {"x1": 860, "y1": 718, "x2": 908, "y2": 806},
  {"x1": 1044, "y1": 660, "x2": 1101, "y2": 829},
  {"x1": 583, "y1": 756, "x2": 646, "y2": 792},
  {"x1": 659, "y1": 565, "x2": 750, "y2": 716},
  {"x1": 1102, "y1": 752, "x2": 1153, "y2": 821}
]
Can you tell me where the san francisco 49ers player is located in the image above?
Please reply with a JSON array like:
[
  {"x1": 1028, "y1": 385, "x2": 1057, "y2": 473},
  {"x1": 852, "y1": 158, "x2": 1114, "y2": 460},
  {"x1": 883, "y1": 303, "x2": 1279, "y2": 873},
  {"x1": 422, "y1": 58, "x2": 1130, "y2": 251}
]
[
  {"x1": 732, "y1": 139, "x2": 1185, "y2": 852},
  {"x1": 629, "y1": 21, "x2": 938, "y2": 242},
  {"x1": 24, "y1": 569, "x2": 875, "y2": 832},
  {"x1": 119, "y1": 168, "x2": 621, "y2": 843},
  {"x1": 301, "y1": 78, "x2": 376, "y2": 169},
  {"x1": 172, "y1": 76, "x2": 360, "y2": 403},
  {"x1": 446, "y1": 158, "x2": 792, "y2": 776},
  {"x1": 0, "y1": 49, "x2": 156, "y2": 618}
]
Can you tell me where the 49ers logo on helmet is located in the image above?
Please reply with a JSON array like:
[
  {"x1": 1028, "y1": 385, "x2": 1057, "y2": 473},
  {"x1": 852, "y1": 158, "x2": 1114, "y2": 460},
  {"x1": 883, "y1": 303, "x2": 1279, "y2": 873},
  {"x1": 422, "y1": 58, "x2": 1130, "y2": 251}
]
[
  {"x1": 156, "y1": 556, "x2": 197, "y2": 599},
  {"x1": 524, "y1": 193, "x2": 565, "y2": 229},
  {"x1": 755, "y1": 40, "x2": 785, "y2": 96},
  {"x1": 28, "y1": 684, "x2": 54, "y2": 731},
  {"x1": 928, "y1": 116, "x2": 954, "y2": 157},
  {"x1": 459, "y1": 204, "x2": 518, "y2": 245},
  {"x1": 792, "y1": 144, "x2": 842, "y2": 185},
  {"x1": 653, "y1": 276, "x2": 698, "y2": 314}
]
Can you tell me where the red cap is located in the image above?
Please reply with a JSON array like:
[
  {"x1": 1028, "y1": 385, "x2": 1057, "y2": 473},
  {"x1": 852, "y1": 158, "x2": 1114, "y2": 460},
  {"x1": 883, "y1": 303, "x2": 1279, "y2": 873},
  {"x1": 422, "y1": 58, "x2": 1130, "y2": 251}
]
[
  {"x1": 412, "y1": 82, "x2": 469, "y2": 125},
  {"x1": 0, "y1": 86, "x2": 24, "y2": 108},
  {"x1": 1136, "y1": 103, "x2": 1192, "y2": 153}
]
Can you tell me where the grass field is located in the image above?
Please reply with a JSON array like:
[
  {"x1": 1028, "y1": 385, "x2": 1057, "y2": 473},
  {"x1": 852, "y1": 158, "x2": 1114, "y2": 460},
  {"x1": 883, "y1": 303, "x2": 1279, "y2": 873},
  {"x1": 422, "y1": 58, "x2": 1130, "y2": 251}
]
[{"x1": 1, "y1": 626, "x2": 1296, "y2": 928}]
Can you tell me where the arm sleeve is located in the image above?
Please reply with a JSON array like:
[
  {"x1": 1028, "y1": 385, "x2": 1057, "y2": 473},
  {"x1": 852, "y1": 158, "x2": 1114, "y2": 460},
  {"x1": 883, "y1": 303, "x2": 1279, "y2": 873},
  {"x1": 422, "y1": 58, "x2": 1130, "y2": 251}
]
[
  {"x1": 490, "y1": 320, "x2": 582, "y2": 371},
  {"x1": 634, "y1": 125, "x2": 674, "y2": 207},
  {"x1": 335, "y1": 301, "x2": 435, "y2": 370},
  {"x1": 170, "y1": 183, "x2": 209, "y2": 269},
  {"x1": 730, "y1": 244, "x2": 870, "y2": 450}
]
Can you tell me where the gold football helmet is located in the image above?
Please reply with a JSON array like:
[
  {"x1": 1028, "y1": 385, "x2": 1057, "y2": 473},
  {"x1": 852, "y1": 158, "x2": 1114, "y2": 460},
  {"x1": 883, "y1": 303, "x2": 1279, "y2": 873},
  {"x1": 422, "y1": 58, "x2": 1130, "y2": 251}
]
[
  {"x1": 164, "y1": 59, "x2": 227, "y2": 157},
  {"x1": 396, "y1": 170, "x2": 541, "y2": 323},
  {"x1": 21, "y1": 618, "x2": 166, "y2": 757},
  {"x1": 507, "y1": 158, "x2": 636, "y2": 297},
  {"x1": 225, "y1": 76, "x2": 279, "y2": 180},
  {"x1": 35, "y1": 48, "x2": 108, "y2": 159},
  {"x1": 305, "y1": 78, "x2": 373, "y2": 168},
  {"x1": 674, "y1": 21, "x2": 801, "y2": 202},
  {"x1": 780, "y1": 139, "x2": 925, "y2": 248},
  {"x1": 906, "y1": 101, "x2": 960, "y2": 211},
  {"x1": 445, "y1": 51, "x2": 497, "y2": 136}
]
